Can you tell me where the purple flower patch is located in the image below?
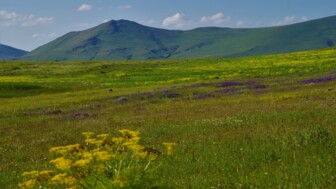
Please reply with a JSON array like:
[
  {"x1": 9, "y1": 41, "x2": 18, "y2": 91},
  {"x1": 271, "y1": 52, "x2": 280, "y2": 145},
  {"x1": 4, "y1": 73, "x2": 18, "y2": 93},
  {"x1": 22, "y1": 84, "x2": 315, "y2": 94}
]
[
  {"x1": 219, "y1": 81, "x2": 243, "y2": 87},
  {"x1": 194, "y1": 93, "x2": 214, "y2": 100},
  {"x1": 216, "y1": 88, "x2": 242, "y2": 95},
  {"x1": 252, "y1": 84, "x2": 268, "y2": 89},
  {"x1": 301, "y1": 76, "x2": 336, "y2": 84},
  {"x1": 165, "y1": 93, "x2": 181, "y2": 98}
]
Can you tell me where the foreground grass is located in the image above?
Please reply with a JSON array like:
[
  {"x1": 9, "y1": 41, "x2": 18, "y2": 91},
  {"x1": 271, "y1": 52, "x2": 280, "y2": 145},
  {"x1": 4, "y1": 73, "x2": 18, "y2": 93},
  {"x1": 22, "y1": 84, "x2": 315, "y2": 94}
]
[{"x1": 0, "y1": 48, "x2": 336, "y2": 188}]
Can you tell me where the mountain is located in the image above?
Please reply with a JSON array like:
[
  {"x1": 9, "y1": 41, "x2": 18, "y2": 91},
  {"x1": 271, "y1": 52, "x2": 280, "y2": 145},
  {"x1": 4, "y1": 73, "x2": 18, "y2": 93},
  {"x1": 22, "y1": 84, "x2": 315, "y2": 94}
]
[
  {"x1": 23, "y1": 16, "x2": 336, "y2": 60},
  {"x1": 0, "y1": 44, "x2": 28, "y2": 60}
]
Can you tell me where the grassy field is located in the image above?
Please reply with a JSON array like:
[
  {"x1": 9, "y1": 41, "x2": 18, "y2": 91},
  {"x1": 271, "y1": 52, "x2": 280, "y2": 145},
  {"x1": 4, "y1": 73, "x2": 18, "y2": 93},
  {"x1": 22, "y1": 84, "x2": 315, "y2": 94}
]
[{"x1": 1, "y1": 48, "x2": 336, "y2": 188}]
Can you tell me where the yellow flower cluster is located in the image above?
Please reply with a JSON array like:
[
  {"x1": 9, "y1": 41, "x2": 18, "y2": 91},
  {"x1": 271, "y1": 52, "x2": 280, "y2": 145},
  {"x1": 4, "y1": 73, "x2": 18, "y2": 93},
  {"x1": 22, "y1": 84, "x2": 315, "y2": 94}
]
[
  {"x1": 19, "y1": 170, "x2": 53, "y2": 189},
  {"x1": 19, "y1": 129, "x2": 173, "y2": 189},
  {"x1": 163, "y1": 142, "x2": 177, "y2": 156}
]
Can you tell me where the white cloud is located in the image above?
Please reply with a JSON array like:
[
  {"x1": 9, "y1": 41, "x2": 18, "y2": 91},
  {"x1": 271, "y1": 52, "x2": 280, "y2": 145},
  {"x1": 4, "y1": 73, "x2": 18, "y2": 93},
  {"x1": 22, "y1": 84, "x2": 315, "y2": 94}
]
[
  {"x1": 0, "y1": 10, "x2": 53, "y2": 27},
  {"x1": 147, "y1": 20, "x2": 155, "y2": 24},
  {"x1": 272, "y1": 16, "x2": 298, "y2": 26},
  {"x1": 236, "y1": 20, "x2": 244, "y2": 27},
  {"x1": 32, "y1": 32, "x2": 57, "y2": 40},
  {"x1": 117, "y1": 5, "x2": 132, "y2": 10},
  {"x1": 200, "y1": 12, "x2": 230, "y2": 24},
  {"x1": 272, "y1": 16, "x2": 309, "y2": 26},
  {"x1": 22, "y1": 15, "x2": 54, "y2": 27},
  {"x1": 162, "y1": 13, "x2": 186, "y2": 28},
  {"x1": 0, "y1": 10, "x2": 19, "y2": 26},
  {"x1": 300, "y1": 16, "x2": 308, "y2": 22},
  {"x1": 78, "y1": 4, "x2": 92, "y2": 11}
]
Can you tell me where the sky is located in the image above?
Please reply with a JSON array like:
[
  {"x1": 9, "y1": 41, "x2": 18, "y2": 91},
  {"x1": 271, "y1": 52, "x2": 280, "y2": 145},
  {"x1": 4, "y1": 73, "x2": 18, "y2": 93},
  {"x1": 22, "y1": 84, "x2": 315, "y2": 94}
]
[{"x1": 0, "y1": 0, "x2": 335, "y2": 51}]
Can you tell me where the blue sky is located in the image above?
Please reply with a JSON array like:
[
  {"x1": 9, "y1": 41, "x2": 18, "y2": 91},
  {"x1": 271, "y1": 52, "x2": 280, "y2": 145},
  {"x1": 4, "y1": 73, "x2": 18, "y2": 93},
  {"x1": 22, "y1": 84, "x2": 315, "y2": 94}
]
[{"x1": 1, "y1": 0, "x2": 335, "y2": 51}]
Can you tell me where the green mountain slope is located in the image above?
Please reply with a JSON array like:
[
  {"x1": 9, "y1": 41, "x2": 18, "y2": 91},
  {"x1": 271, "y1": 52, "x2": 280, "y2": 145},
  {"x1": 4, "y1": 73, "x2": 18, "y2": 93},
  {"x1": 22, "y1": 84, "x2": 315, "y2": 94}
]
[
  {"x1": 23, "y1": 16, "x2": 336, "y2": 60},
  {"x1": 0, "y1": 44, "x2": 27, "y2": 60}
]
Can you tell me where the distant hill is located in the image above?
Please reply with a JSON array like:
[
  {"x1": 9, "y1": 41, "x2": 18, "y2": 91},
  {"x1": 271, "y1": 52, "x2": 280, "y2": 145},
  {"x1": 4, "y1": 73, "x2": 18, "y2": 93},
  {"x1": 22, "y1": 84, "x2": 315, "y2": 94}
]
[
  {"x1": 0, "y1": 44, "x2": 28, "y2": 60},
  {"x1": 23, "y1": 16, "x2": 336, "y2": 60}
]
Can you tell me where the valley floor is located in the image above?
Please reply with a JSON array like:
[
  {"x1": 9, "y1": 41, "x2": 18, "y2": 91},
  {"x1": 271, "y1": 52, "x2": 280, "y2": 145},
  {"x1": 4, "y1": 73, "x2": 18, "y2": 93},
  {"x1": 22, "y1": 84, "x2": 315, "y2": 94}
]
[{"x1": 0, "y1": 48, "x2": 336, "y2": 188}]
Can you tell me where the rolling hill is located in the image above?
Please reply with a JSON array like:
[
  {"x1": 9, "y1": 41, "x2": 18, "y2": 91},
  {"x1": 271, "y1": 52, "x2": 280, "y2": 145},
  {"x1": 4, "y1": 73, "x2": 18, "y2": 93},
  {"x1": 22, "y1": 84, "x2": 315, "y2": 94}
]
[
  {"x1": 23, "y1": 16, "x2": 336, "y2": 60},
  {"x1": 0, "y1": 44, "x2": 27, "y2": 60}
]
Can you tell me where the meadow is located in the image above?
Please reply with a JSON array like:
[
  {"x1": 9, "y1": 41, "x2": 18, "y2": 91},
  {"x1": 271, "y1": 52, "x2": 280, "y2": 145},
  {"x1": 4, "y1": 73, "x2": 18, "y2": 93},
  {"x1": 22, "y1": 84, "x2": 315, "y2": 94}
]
[{"x1": 0, "y1": 48, "x2": 336, "y2": 188}]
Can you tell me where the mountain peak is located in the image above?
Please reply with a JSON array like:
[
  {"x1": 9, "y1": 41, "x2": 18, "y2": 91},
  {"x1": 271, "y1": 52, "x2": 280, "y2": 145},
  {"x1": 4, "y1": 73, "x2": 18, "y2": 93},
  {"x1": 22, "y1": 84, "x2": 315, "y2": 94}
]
[
  {"x1": 23, "y1": 15, "x2": 336, "y2": 60},
  {"x1": 104, "y1": 19, "x2": 142, "y2": 27}
]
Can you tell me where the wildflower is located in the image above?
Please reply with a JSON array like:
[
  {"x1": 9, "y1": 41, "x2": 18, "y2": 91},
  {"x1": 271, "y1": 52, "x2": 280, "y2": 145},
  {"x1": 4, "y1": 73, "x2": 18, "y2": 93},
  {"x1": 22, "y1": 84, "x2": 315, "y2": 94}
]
[
  {"x1": 111, "y1": 137, "x2": 124, "y2": 144},
  {"x1": 50, "y1": 173, "x2": 68, "y2": 184},
  {"x1": 112, "y1": 176, "x2": 128, "y2": 187},
  {"x1": 50, "y1": 144, "x2": 83, "y2": 154},
  {"x1": 82, "y1": 151, "x2": 93, "y2": 160},
  {"x1": 93, "y1": 150, "x2": 112, "y2": 161},
  {"x1": 36, "y1": 170, "x2": 53, "y2": 182},
  {"x1": 50, "y1": 157, "x2": 72, "y2": 170},
  {"x1": 66, "y1": 186, "x2": 81, "y2": 189},
  {"x1": 20, "y1": 129, "x2": 171, "y2": 188},
  {"x1": 63, "y1": 176, "x2": 77, "y2": 185},
  {"x1": 163, "y1": 142, "x2": 176, "y2": 156},
  {"x1": 22, "y1": 170, "x2": 39, "y2": 178},
  {"x1": 82, "y1": 132, "x2": 94, "y2": 138},
  {"x1": 73, "y1": 158, "x2": 91, "y2": 167},
  {"x1": 126, "y1": 144, "x2": 145, "y2": 152},
  {"x1": 39, "y1": 170, "x2": 53, "y2": 176},
  {"x1": 119, "y1": 129, "x2": 140, "y2": 138},
  {"x1": 130, "y1": 136, "x2": 140, "y2": 143},
  {"x1": 50, "y1": 173, "x2": 76, "y2": 185},
  {"x1": 18, "y1": 179, "x2": 36, "y2": 189},
  {"x1": 97, "y1": 133, "x2": 109, "y2": 140},
  {"x1": 134, "y1": 150, "x2": 148, "y2": 158},
  {"x1": 143, "y1": 147, "x2": 161, "y2": 160}
]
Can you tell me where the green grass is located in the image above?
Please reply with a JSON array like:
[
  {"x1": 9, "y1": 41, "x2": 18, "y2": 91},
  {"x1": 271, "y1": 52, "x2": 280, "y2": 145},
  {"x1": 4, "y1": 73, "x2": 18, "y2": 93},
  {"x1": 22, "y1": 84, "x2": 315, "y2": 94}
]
[{"x1": 1, "y1": 48, "x2": 336, "y2": 188}]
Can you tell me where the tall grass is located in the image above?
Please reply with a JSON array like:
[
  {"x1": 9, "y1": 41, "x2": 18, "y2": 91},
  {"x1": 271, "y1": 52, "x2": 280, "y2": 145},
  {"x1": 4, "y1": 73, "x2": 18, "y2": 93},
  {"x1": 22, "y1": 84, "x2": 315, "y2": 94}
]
[{"x1": 0, "y1": 48, "x2": 336, "y2": 188}]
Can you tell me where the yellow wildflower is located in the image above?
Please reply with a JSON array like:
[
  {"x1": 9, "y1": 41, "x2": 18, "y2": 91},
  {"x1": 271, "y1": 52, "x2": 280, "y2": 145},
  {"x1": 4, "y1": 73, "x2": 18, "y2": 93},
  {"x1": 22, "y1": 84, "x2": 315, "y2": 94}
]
[
  {"x1": 119, "y1": 129, "x2": 140, "y2": 138},
  {"x1": 97, "y1": 134, "x2": 109, "y2": 140},
  {"x1": 130, "y1": 136, "x2": 140, "y2": 143},
  {"x1": 82, "y1": 151, "x2": 93, "y2": 160},
  {"x1": 18, "y1": 179, "x2": 36, "y2": 189},
  {"x1": 126, "y1": 144, "x2": 145, "y2": 152},
  {"x1": 85, "y1": 138, "x2": 103, "y2": 145},
  {"x1": 50, "y1": 157, "x2": 72, "y2": 170},
  {"x1": 66, "y1": 186, "x2": 81, "y2": 189},
  {"x1": 73, "y1": 158, "x2": 91, "y2": 167},
  {"x1": 134, "y1": 151, "x2": 148, "y2": 158},
  {"x1": 22, "y1": 170, "x2": 39, "y2": 178},
  {"x1": 50, "y1": 173, "x2": 67, "y2": 184},
  {"x1": 39, "y1": 170, "x2": 53, "y2": 176},
  {"x1": 36, "y1": 170, "x2": 53, "y2": 182},
  {"x1": 93, "y1": 151, "x2": 112, "y2": 161},
  {"x1": 63, "y1": 176, "x2": 77, "y2": 185},
  {"x1": 50, "y1": 144, "x2": 82, "y2": 154},
  {"x1": 112, "y1": 176, "x2": 128, "y2": 187},
  {"x1": 163, "y1": 142, "x2": 176, "y2": 156},
  {"x1": 111, "y1": 137, "x2": 124, "y2": 144},
  {"x1": 93, "y1": 164, "x2": 106, "y2": 173},
  {"x1": 82, "y1": 132, "x2": 94, "y2": 139},
  {"x1": 148, "y1": 152, "x2": 158, "y2": 161}
]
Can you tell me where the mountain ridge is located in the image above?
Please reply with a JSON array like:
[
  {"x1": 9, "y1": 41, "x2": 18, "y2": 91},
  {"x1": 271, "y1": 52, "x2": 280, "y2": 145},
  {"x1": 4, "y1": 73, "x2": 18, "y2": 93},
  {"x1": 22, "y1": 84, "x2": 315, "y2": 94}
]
[
  {"x1": 23, "y1": 15, "x2": 336, "y2": 60},
  {"x1": 0, "y1": 44, "x2": 28, "y2": 60}
]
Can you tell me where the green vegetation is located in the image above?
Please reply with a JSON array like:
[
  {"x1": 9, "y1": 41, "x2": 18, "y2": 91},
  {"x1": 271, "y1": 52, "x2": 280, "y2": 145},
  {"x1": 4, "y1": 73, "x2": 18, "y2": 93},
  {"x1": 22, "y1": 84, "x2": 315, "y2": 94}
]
[
  {"x1": 1, "y1": 48, "x2": 336, "y2": 188},
  {"x1": 19, "y1": 130, "x2": 171, "y2": 189},
  {"x1": 24, "y1": 16, "x2": 336, "y2": 60}
]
